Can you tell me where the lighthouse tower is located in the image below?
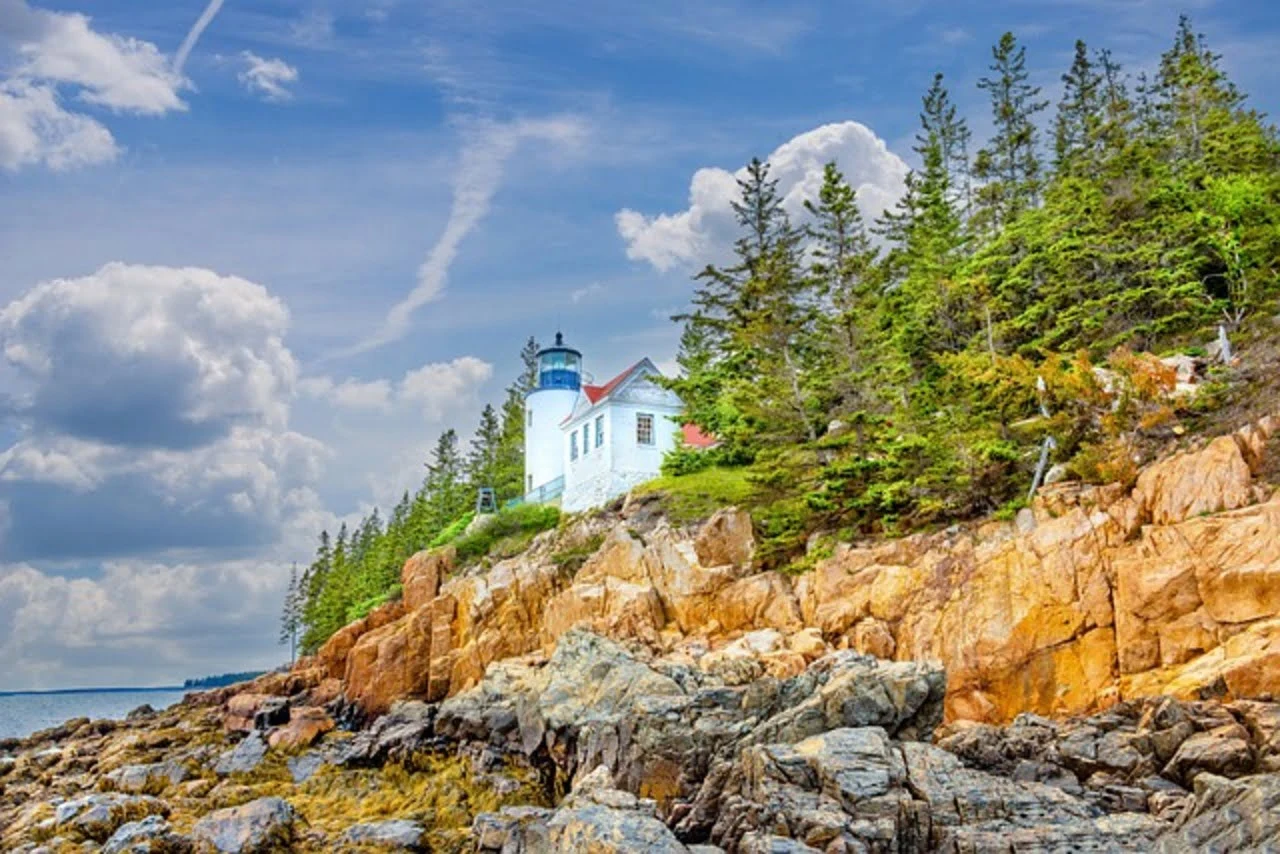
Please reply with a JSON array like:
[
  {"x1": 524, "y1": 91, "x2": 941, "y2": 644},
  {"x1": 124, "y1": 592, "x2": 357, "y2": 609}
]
[{"x1": 523, "y1": 332, "x2": 581, "y2": 499}]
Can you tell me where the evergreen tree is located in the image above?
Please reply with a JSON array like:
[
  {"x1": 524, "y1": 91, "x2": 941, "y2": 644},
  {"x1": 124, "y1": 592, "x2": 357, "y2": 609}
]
[
  {"x1": 973, "y1": 32, "x2": 1049, "y2": 229},
  {"x1": 804, "y1": 162, "x2": 880, "y2": 419},
  {"x1": 467, "y1": 404, "x2": 504, "y2": 493},
  {"x1": 1054, "y1": 40, "x2": 1104, "y2": 175},
  {"x1": 278, "y1": 563, "x2": 300, "y2": 662},
  {"x1": 425, "y1": 430, "x2": 467, "y2": 526}
]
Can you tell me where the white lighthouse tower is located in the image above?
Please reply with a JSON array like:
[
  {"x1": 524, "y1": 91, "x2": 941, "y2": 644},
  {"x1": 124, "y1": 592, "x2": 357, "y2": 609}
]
[{"x1": 523, "y1": 332, "x2": 581, "y2": 500}]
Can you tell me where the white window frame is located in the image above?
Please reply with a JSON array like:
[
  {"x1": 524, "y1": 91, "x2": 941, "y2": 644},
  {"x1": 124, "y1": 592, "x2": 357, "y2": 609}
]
[
  {"x1": 583, "y1": 424, "x2": 590, "y2": 454},
  {"x1": 570, "y1": 431, "x2": 578, "y2": 460},
  {"x1": 595, "y1": 415, "x2": 604, "y2": 448},
  {"x1": 636, "y1": 412, "x2": 655, "y2": 446}
]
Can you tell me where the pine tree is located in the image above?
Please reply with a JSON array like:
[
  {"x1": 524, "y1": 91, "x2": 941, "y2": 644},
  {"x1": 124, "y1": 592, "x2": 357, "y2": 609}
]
[
  {"x1": 278, "y1": 563, "x2": 300, "y2": 662},
  {"x1": 467, "y1": 404, "x2": 504, "y2": 494},
  {"x1": 673, "y1": 158, "x2": 819, "y2": 448},
  {"x1": 425, "y1": 430, "x2": 467, "y2": 526},
  {"x1": 805, "y1": 162, "x2": 879, "y2": 418},
  {"x1": 1054, "y1": 40, "x2": 1104, "y2": 175},
  {"x1": 974, "y1": 32, "x2": 1049, "y2": 229}
]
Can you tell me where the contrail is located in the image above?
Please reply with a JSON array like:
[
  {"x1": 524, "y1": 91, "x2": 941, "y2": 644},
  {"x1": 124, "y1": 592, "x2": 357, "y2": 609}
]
[
  {"x1": 329, "y1": 115, "x2": 585, "y2": 360},
  {"x1": 173, "y1": 0, "x2": 225, "y2": 74}
]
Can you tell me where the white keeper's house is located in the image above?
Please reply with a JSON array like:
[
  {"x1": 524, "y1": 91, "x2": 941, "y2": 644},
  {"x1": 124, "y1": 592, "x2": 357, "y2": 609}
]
[{"x1": 523, "y1": 333, "x2": 714, "y2": 513}]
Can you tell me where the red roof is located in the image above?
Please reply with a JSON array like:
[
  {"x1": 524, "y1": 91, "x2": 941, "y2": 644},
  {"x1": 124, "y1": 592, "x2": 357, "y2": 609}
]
[
  {"x1": 682, "y1": 423, "x2": 718, "y2": 448},
  {"x1": 564, "y1": 361, "x2": 648, "y2": 423}
]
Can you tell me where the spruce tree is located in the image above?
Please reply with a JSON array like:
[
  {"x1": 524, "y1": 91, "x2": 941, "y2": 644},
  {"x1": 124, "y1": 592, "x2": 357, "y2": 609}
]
[
  {"x1": 974, "y1": 32, "x2": 1049, "y2": 229},
  {"x1": 1054, "y1": 40, "x2": 1104, "y2": 175}
]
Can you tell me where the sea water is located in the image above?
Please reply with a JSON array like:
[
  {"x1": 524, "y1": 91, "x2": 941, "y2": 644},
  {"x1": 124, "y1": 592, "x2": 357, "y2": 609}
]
[{"x1": 0, "y1": 689, "x2": 188, "y2": 740}]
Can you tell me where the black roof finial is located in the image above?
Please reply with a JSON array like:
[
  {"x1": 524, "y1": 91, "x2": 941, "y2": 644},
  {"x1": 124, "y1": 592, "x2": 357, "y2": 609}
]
[{"x1": 555, "y1": 331, "x2": 564, "y2": 347}]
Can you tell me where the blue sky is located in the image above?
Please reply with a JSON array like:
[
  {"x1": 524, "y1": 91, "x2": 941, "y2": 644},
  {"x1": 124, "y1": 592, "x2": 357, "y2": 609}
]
[{"x1": 0, "y1": 0, "x2": 1276, "y2": 690}]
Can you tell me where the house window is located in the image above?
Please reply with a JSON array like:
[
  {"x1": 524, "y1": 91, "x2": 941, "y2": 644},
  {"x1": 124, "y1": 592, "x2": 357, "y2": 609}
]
[
  {"x1": 595, "y1": 415, "x2": 604, "y2": 448},
  {"x1": 527, "y1": 410, "x2": 533, "y2": 427},
  {"x1": 570, "y1": 432, "x2": 578, "y2": 460},
  {"x1": 583, "y1": 424, "x2": 590, "y2": 454},
  {"x1": 636, "y1": 413, "x2": 654, "y2": 446},
  {"x1": 527, "y1": 474, "x2": 533, "y2": 493}
]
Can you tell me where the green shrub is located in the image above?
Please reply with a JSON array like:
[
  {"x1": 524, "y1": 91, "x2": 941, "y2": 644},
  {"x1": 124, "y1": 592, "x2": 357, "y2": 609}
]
[
  {"x1": 430, "y1": 512, "x2": 475, "y2": 549},
  {"x1": 453, "y1": 503, "x2": 561, "y2": 565},
  {"x1": 344, "y1": 583, "x2": 402, "y2": 624}
]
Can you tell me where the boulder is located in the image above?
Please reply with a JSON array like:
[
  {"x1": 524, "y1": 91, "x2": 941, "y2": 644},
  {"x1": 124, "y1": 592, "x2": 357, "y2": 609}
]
[
  {"x1": 53, "y1": 794, "x2": 170, "y2": 844},
  {"x1": 341, "y1": 819, "x2": 426, "y2": 850},
  {"x1": 213, "y1": 733, "x2": 267, "y2": 776},
  {"x1": 191, "y1": 797, "x2": 297, "y2": 853},
  {"x1": 266, "y1": 707, "x2": 334, "y2": 751},
  {"x1": 102, "y1": 815, "x2": 191, "y2": 853},
  {"x1": 104, "y1": 761, "x2": 188, "y2": 794}
]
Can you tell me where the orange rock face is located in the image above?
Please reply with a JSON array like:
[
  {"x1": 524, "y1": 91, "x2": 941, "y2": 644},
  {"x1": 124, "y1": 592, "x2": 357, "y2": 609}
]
[{"x1": 305, "y1": 414, "x2": 1280, "y2": 725}]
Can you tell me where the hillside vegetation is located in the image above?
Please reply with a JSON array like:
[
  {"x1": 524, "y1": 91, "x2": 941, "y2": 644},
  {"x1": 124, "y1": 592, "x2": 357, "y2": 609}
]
[{"x1": 664, "y1": 18, "x2": 1280, "y2": 566}]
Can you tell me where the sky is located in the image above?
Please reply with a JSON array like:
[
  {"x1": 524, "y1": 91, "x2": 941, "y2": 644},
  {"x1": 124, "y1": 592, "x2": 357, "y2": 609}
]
[{"x1": 0, "y1": 0, "x2": 1276, "y2": 690}]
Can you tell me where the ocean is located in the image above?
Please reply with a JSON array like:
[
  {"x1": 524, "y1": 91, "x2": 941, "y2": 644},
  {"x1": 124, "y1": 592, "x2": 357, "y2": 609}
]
[{"x1": 0, "y1": 689, "x2": 189, "y2": 741}]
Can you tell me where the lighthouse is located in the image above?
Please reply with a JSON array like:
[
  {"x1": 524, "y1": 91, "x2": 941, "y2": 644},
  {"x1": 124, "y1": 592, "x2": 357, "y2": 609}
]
[{"x1": 523, "y1": 332, "x2": 581, "y2": 499}]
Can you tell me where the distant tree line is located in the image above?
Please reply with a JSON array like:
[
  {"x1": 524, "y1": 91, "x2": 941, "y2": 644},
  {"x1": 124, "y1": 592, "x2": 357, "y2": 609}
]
[
  {"x1": 281, "y1": 339, "x2": 541, "y2": 654},
  {"x1": 183, "y1": 671, "x2": 266, "y2": 690}
]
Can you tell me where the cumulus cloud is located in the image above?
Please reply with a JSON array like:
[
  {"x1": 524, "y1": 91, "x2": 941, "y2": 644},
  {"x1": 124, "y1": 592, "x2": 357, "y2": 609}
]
[
  {"x1": 347, "y1": 115, "x2": 588, "y2": 355},
  {"x1": 0, "y1": 263, "x2": 296, "y2": 449},
  {"x1": 4, "y1": 2, "x2": 187, "y2": 115},
  {"x1": 0, "y1": 0, "x2": 189, "y2": 171},
  {"x1": 302, "y1": 356, "x2": 493, "y2": 421},
  {"x1": 237, "y1": 52, "x2": 299, "y2": 102},
  {"x1": 0, "y1": 79, "x2": 118, "y2": 170},
  {"x1": 0, "y1": 263, "x2": 329, "y2": 563},
  {"x1": 616, "y1": 121, "x2": 910, "y2": 272}
]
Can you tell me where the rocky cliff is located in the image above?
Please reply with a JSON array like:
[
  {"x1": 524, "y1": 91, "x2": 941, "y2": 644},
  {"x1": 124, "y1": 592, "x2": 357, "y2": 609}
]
[
  {"x1": 307, "y1": 412, "x2": 1279, "y2": 725},
  {"x1": 4, "y1": 413, "x2": 1278, "y2": 853}
]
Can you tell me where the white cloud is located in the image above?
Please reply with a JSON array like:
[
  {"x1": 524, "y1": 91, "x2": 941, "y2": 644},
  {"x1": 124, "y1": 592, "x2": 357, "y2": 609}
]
[
  {"x1": 570, "y1": 282, "x2": 606, "y2": 304},
  {"x1": 0, "y1": 263, "x2": 296, "y2": 448},
  {"x1": 291, "y1": 8, "x2": 336, "y2": 47},
  {"x1": 0, "y1": 79, "x2": 118, "y2": 171},
  {"x1": 0, "y1": 0, "x2": 189, "y2": 171},
  {"x1": 298, "y1": 376, "x2": 393, "y2": 411},
  {"x1": 237, "y1": 52, "x2": 300, "y2": 102},
  {"x1": 0, "y1": 262, "x2": 328, "y2": 565},
  {"x1": 400, "y1": 356, "x2": 493, "y2": 419},
  {"x1": 304, "y1": 356, "x2": 493, "y2": 420},
  {"x1": 616, "y1": 121, "x2": 910, "y2": 272},
  {"x1": 11, "y1": 4, "x2": 187, "y2": 115},
  {"x1": 348, "y1": 115, "x2": 588, "y2": 354}
]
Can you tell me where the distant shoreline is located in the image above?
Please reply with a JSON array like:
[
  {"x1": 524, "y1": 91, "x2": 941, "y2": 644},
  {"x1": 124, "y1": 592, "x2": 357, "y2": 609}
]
[{"x1": 0, "y1": 686, "x2": 185, "y2": 698}]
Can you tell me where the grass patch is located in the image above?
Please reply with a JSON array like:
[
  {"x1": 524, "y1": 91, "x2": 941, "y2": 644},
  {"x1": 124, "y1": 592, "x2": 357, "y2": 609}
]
[
  {"x1": 453, "y1": 504, "x2": 561, "y2": 565},
  {"x1": 632, "y1": 466, "x2": 757, "y2": 524}
]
